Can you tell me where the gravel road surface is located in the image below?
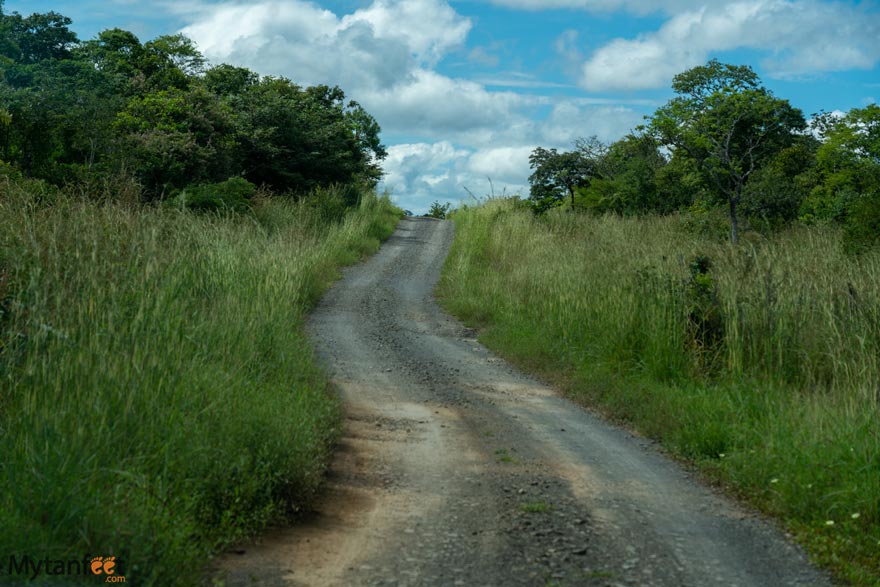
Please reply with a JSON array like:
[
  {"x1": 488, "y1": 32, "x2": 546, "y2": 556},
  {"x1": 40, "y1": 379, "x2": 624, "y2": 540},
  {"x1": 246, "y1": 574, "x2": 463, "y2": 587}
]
[{"x1": 215, "y1": 217, "x2": 831, "y2": 587}]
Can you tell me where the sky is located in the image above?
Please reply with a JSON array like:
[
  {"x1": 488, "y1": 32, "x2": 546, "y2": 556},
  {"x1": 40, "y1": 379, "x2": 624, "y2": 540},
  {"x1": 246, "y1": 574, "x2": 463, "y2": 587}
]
[{"x1": 6, "y1": 0, "x2": 880, "y2": 213}]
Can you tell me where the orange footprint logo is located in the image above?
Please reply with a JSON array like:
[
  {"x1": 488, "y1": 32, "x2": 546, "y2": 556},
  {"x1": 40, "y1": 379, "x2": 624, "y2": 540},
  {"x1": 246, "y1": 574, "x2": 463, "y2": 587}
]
[{"x1": 90, "y1": 556, "x2": 116, "y2": 575}]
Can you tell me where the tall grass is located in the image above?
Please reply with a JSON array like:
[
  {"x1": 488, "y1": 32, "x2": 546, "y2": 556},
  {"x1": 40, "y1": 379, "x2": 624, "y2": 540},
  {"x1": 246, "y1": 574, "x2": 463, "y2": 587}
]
[
  {"x1": 0, "y1": 179, "x2": 400, "y2": 585},
  {"x1": 439, "y1": 199, "x2": 880, "y2": 585}
]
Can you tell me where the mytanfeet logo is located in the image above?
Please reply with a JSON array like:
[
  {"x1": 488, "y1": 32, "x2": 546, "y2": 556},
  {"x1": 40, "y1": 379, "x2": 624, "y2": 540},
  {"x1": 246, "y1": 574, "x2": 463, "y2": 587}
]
[{"x1": 0, "y1": 554, "x2": 127, "y2": 583}]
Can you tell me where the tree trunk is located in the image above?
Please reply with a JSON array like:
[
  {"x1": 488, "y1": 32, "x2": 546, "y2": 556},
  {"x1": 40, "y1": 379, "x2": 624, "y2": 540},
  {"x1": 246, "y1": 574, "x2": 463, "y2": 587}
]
[{"x1": 569, "y1": 186, "x2": 575, "y2": 209}]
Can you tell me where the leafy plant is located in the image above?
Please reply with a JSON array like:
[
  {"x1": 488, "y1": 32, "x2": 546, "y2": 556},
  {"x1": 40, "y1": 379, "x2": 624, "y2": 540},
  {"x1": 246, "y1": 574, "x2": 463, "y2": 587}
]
[
  {"x1": 426, "y1": 200, "x2": 452, "y2": 219},
  {"x1": 168, "y1": 177, "x2": 256, "y2": 212}
]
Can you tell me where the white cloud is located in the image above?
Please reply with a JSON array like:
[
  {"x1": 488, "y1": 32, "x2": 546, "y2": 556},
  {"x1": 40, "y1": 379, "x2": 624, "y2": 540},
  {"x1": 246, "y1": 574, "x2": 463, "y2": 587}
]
[
  {"x1": 581, "y1": 0, "x2": 880, "y2": 91},
  {"x1": 380, "y1": 142, "x2": 531, "y2": 212},
  {"x1": 177, "y1": 0, "x2": 523, "y2": 142},
  {"x1": 176, "y1": 0, "x2": 646, "y2": 212},
  {"x1": 468, "y1": 146, "x2": 534, "y2": 183},
  {"x1": 539, "y1": 102, "x2": 644, "y2": 146},
  {"x1": 483, "y1": 0, "x2": 696, "y2": 14},
  {"x1": 366, "y1": 70, "x2": 526, "y2": 138},
  {"x1": 179, "y1": 0, "x2": 470, "y2": 90},
  {"x1": 341, "y1": 0, "x2": 471, "y2": 65},
  {"x1": 378, "y1": 98, "x2": 643, "y2": 212}
]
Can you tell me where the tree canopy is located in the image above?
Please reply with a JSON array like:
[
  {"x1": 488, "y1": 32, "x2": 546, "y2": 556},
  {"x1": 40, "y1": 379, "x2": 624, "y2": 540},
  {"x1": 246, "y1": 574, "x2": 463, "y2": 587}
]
[
  {"x1": 647, "y1": 59, "x2": 806, "y2": 243},
  {"x1": 0, "y1": 7, "x2": 387, "y2": 202},
  {"x1": 522, "y1": 59, "x2": 880, "y2": 249}
]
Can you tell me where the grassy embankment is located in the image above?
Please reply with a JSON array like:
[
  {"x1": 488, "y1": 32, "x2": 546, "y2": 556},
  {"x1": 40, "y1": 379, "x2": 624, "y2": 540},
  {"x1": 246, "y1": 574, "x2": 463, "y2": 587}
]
[
  {"x1": 0, "y1": 179, "x2": 400, "y2": 585},
  {"x1": 439, "y1": 199, "x2": 879, "y2": 586}
]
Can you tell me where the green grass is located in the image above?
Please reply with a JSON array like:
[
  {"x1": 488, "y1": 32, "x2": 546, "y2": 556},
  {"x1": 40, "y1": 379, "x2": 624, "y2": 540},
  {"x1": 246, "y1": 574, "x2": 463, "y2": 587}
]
[
  {"x1": 0, "y1": 179, "x2": 401, "y2": 585},
  {"x1": 520, "y1": 501, "x2": 553, "y2": 514},
  {"x1": 438, "y1": 198, "x2": 880, "y2": 586},
  {"x1": 494, "y1": 448, "x2": 519, "y2": 464}
]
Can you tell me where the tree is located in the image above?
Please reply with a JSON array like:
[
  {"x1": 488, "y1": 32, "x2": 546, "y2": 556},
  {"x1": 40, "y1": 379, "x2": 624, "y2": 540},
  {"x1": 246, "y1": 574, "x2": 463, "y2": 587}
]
[
  {"x1": 113, "y1": 86, "x2": 237, "y2": 196},
  {"x1": 145, "y1": 34, "x2": 205, "y2": 77},
  {"x1": 528, "y1": 147, "x2": 594, "y2": 211},
  {"x1": 808, "y1": 104, "x2": 880, "y2": 251},
  {"x1": 648, "y1": 59, "x2": 806, "y2": 243},
  {"x1": 76, "y1": 29, "x2": 146, "y2": 94},
  {"x1": 740, "y1": 138, "x2": 817, "y2": 224},
  {"x1": 2, "y1": 11, "x2": 78, "y2": 64},
  {"x1": 233, "y1": 78, "x2": 379, "y2": 194},
  {"x1": 576, "y1": 134, "x2": 675, "y2": 215},
  {"x1": 426, "y1": 201, "x2": 452, "y2": 219},
  {"x1": 345, "y1": 100, "x2": 387, "y2": 184},
  {"x1": 203, "y1": 64, "x2": 259, "y2": 97}
]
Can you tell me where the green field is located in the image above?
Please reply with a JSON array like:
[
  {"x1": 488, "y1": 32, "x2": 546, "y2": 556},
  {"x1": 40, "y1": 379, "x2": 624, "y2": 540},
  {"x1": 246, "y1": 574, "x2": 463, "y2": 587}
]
[
  {"x1": 439, "y1": 199, "x2": 880, "y2": 586},
  {"x1": 0, "y1": 179, "x2": 400, "y2": 585}
]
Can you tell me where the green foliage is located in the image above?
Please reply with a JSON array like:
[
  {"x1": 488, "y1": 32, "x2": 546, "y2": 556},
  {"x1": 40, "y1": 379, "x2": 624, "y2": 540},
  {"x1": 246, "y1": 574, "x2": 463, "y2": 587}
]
[
  {"x1": 0, "y1": 10, "x2": 386, "y2": 206},
  {"x1": 648, "y1": 59, "x2": 806, "y2": 243},
  {"x1": 439, "y1": 200, "x2": 880, "y2": 585},
  {"x1": 168, "y1": 177, "x2": 256, "y2": 213},
  {"x1": 426, "y1": 200, "x2": 452, "y2": 219},
  {"x1": 0, "y1": 180, "x2": 401, "y2": 586},
  {"x1": 1, "y1": 10, "x2": 78, "y2": 64},
  {"x1": 114, "y1": 86, "x2": 237, "y2": 196},
  {"x1": 576, "y1": 134, "x2": 678, "y2": 215},
  {"x1": 203, "y1": 63, "x2": 258, "y2": 96},
  {"x1": 528, "y1": 146, "x2": 594, "y2": 211},
  {"x1": 843, "y1": 192, "x2": 880, "y2": 255},
  {"x1": 231, "y1": 79, "x2": 385, "y2": 194},
  {"x1": 684, "y1": 254, "x2": 724, "y2": 366},
  {"x1": 804, "y1": 104, "x2": 880, "y2": 240}
]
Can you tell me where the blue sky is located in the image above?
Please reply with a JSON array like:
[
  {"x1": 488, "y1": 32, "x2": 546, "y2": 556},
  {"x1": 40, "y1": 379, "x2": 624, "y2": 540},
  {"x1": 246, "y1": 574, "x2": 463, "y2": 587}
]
[{"x1": 6, "y1": 0, "x2": 879, "y2": 212}]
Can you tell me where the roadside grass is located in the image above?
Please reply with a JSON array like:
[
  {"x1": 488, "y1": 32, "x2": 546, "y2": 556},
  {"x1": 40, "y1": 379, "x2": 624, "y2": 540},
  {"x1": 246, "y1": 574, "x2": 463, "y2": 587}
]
[
  {"x1": 439, "y1": 198, "x2": 880, "y2": 586},
  {"x1": 0, "y1": 179, "x2": 400, "y2": 586},
  {"x1": 520, "y1": 501, "x2": 553, "y2": 514},
  {"x1": 495, "y1": 448, "x2": 519, "y2": 464}
]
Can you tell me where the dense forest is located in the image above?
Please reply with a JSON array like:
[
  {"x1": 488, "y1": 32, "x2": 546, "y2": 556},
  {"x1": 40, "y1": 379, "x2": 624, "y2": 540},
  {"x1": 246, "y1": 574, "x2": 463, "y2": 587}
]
[
  {"x1": 0, "y1": 0, "x2": 386, "y2": 208},
  {"x1": 527, "y1": 60, "x2": 879, "y2": 251}
]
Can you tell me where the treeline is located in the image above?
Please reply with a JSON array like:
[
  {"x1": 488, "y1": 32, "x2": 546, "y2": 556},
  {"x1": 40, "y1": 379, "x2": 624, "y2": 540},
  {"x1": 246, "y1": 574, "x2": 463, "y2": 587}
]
[
  {"x1": 528, "y1": 60, "x2": 879, "y2": 250},
  {"x1": 0, "y1": 1, "x2": 386, "y2": 206}
]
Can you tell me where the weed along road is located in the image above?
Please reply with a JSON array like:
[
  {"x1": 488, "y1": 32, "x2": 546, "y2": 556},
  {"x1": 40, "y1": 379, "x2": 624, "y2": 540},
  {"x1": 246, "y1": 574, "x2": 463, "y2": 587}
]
[{"x1": 217, "y1": 217, "x2": 831, "y2": 587}]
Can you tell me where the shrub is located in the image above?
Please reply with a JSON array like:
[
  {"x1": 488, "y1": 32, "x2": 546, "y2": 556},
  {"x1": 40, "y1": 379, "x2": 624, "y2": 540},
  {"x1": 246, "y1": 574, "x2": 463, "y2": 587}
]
[
  {"x1": 843, "y1": 192, "x2": 880, "y2": 255},
  {"x1": 169, "y1": 177, "x2": 256, "y2": 212},
  {"x1": 426, "y1": 200, "x2": 452, "y2": 219}
]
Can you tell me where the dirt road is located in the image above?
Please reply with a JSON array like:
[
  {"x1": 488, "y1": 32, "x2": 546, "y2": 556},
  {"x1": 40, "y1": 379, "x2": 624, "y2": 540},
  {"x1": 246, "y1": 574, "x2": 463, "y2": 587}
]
[{"x1": 216, "y1": 217, "x2": 830, "y2": 587}]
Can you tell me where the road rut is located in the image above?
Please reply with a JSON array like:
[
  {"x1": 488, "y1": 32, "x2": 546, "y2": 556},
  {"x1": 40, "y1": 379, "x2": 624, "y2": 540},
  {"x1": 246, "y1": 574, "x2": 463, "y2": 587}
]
[{"x1": 215, "y1": 217, "x2": 831, "y2": 587}]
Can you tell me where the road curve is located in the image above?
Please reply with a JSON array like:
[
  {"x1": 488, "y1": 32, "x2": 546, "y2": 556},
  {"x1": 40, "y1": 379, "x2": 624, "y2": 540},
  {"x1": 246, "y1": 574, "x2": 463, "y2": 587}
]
[{"x1": 216, "y1": 217, "x2": 830, "y2": 587}]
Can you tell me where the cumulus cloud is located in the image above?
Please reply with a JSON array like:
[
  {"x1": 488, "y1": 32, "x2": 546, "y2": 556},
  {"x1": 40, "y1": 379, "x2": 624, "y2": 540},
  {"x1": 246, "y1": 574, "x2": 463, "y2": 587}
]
[
  {"x1": 379, "y1": 99, "x2": 643, "y2": 211},
  {"x1": 175, "y1": 0, "x2": 646, "y2": 212},
  {"x1": 341, "y1": 0, "x2": 471, "y2": 65},
  {"x1": 177, "y1": 0, "x2": 528, "y2": 142},
  {"x1": 380, "y1": 142, "x2": 534, "y2": 211},
  {"x1": 178, "y1": 0, "x2": 470, "y2": 86},
  {"x1": 468, "y1": 146, "x2": 535, "y2": 184},
  {"x1": 580, "y1": 0, "x2": 880, "y2": 91},
  {"x1": 483, "y1": 0, "x2": 695, "y2": 14}
]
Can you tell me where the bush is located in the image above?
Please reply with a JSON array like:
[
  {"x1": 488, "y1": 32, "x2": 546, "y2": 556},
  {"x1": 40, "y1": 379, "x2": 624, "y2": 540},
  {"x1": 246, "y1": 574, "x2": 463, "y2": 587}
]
[
  {"x1": 843, "y1": 191, "x2": 880, "y2": 254},
  {"x1": 426, "y1": 200, "x2": 452, "y2": 219},
  {"x1": 168, "y1": 177, "x2": 256, "y2": 212},
  {"x1": 740, "y1": 166, "x2": 807, "y2": 225}
]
